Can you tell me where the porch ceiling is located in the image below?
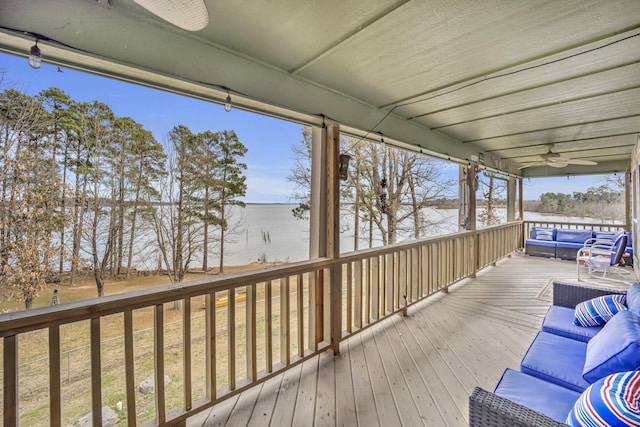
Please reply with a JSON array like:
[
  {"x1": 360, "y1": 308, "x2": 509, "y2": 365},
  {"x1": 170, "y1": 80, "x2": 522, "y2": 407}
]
[{"x1": 0, "y1": 0, "x2": 638, "y2": 177}]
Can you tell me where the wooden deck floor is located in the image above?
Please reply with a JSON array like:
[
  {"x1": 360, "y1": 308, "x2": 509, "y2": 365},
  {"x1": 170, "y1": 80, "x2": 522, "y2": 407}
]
[{"x1": 185, "y1": 253, "x2": 601, "y2": 427}]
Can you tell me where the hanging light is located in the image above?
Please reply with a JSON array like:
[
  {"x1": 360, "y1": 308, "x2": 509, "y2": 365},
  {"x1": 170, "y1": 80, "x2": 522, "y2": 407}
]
[
  {"x1": 224, "y1": 92, "x2": 232, "y2": 112},
  {"x1": 339, "y1": 154, "x2": 352, "y2": 181},
  {"x1": 379, "y1": 178, "x2": 388, "y2": 213},
  {"x1": 28, "y1": 41, "x2": 41, "y2": 69}
]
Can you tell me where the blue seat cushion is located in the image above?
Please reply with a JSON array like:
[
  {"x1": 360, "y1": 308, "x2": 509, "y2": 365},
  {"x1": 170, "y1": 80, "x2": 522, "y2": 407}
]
[
  {"x1": 583, "y1": 310, "x2": 640, "y2": 383},
  {"x1": 541, "y1": 305, "x2": 602, "y2": 342},
  {"x1": 567, "y1": 371, "x2": 640, "y2": 426},
  {"x1": 573, "y1": 294, "x2": 627, "y2": 327},
  {"x1": 494, "y1": 368, "x2": 581, "y2": 423},
  {"x1": 520, "y1": 331, "x2": 590, "y2": 392},
  {"x1": 626, "y1": 283, "x2": 640, "y2": 315},
  {"x1": 555, "y1": 241, "x2": 584, "y2": 250}
]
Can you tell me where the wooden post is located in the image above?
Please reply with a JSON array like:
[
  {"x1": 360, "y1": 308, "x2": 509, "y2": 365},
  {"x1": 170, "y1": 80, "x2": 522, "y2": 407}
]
[
  {"x1": 467, "y1": 165, "x2": 478, "y2": 277},
  {"x1": 518, "y1": 177, "x2": 525, "y2": 247},
  {"x1": 309, "y1": 124, "x2": 342, "y2": 354},
  {"x1": 507, "y1": 176, "x2": 516, "y2": 222},
  {"x1": 625, "y1": 171, "x2": 631, "y2": 230}
]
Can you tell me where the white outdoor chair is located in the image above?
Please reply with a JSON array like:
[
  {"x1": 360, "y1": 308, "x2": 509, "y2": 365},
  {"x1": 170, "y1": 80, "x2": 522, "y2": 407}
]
[{"x1": 576, "y1": 232, "x2": 629, "y2": 283}]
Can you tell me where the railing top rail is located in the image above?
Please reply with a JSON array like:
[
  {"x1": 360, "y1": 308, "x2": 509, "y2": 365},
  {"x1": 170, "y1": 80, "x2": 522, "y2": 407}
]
[
  {"x1": 0, "y1": 257, "x2": 333, "y2": 337},
  {"x1": 338, "y1": 221, "x2": 523, "y2": 261},
  {"x1": 523, "y1": 220, "x2": 628, "y2": 229}
]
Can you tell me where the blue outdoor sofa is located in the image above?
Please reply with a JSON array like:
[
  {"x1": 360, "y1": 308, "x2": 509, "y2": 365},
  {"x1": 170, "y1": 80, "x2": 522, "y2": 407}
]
[
  {"x1": 526, "y1": 227, "x2": 633, "y2": 265},
  {"x1": 469, "y1": 280, "x2": 640, "y2": 426}
]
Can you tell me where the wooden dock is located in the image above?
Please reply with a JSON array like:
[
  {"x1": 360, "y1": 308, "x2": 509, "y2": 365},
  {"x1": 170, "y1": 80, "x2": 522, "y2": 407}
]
[{"x1": 188, "y1": 253, "x2": 591, "y2": 426}]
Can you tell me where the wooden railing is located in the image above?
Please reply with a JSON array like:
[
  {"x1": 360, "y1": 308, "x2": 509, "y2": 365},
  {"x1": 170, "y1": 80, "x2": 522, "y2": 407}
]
[{"x1": 0, "y1": 222, "x2": 523, "y2": 426}]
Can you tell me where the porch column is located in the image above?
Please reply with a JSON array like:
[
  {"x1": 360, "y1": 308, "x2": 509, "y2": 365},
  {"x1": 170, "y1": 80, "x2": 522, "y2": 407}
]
[
  {"x1": 309, "y1": 124, "x2": 341, "y2": 354},
  {"x1": 459, "y1": 164, "x2": 477, "y2": 231},
  {"x1": 626, "y1": 171, "x2": 631, "y2": 229},
  {"x1": 507, "y1": 176, "x2": 517, "y2": 222}
]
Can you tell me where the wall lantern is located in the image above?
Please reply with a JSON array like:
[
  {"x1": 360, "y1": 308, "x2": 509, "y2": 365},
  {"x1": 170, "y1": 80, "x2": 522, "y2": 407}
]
[{"x1": 339, "y1": 153, "x2": 352, "y2": 181}]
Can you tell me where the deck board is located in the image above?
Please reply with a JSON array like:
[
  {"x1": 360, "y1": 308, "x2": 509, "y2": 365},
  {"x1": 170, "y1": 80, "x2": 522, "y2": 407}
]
[{"x1": 188, "y1": 253, "x2": 603, "y2": 427}]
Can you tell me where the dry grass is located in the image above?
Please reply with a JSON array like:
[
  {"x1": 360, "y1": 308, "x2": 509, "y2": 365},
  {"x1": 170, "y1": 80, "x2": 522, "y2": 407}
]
[{"x1": 0, "y1": 262, "x2": 299, "y2": 426}]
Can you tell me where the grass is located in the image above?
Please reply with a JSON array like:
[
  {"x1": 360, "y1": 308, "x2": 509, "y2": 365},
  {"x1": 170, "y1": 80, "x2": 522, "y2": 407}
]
[{"x1": 0, "y1": 262, "x2": 305, "y2": 426}]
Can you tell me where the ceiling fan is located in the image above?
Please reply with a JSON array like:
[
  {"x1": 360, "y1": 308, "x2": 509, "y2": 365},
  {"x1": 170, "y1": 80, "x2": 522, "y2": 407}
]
[{"x1": 518, "y1": 145, "x2": 598, "y2": 170}]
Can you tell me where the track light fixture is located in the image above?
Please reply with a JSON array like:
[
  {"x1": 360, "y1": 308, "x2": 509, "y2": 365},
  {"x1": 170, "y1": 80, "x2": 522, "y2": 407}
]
[
  {"x1": 28, "y1": 40, "x2": 41, "y2": 69},
  {"x1": 224, "y1": 91, "x2": 232, "y2": 112}
]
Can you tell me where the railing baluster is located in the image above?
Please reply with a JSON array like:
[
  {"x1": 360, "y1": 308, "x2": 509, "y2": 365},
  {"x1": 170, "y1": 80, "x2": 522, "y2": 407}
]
[
  {"x1": 154, "y1": 305, "x2": 166, "y2": 424},
  {"x1": 49, "y1": 326, "x2": 61, "y2": 427},
  {"x1": 228, "y1": 288, "x2": 236, "y2": 390},
  {"x1": 297, "y1": 273, "x2": 304, "y2": 358},
  {"x1": 265, "y1": 280, "x2": 273, "y2": 372},
  {"x1": 281, "y1": 277, "x2": 291, "y2": 365},
  {"x1": 90, "y1": 318, "x2": 103, "y2": 427},
  {"x1": 4, "y1": 335, "x2": 17, "y2": 427},
  {"x1": 371, "y1": 255, "x2": 379, "y2": 320},
  {"x1": 246, "y1": 284, "x2": 257, "y2": 381},
  {"x1": 124, "y1": 310, "x2": 137, "y2": 426},
  {"x1": 385, "y1": 252, "x2": 394, "y2": 314},
  {"x1": 355, "y1": 260, "x2": 363, "y2": 329},
  {"x1": 183, "y1": 298, "x2": 192, "y2": 411},
  {"x1": 346, "y1": 263, "x2": 352, "y2": 334},
  {"x1": 205, "y1": 293, "x2": 216, "y2": 400}
]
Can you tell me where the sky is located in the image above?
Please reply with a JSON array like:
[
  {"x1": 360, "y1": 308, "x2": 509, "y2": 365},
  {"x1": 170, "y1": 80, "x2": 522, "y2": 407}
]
[{"x1": 0, "y1": 51, "x2": 609, "y2": 202}]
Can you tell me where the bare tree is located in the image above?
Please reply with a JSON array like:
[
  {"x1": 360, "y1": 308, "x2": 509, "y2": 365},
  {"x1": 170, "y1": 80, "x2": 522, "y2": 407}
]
[{"x1": 151, "y1": 126, "x2": 202, "y2": 300}]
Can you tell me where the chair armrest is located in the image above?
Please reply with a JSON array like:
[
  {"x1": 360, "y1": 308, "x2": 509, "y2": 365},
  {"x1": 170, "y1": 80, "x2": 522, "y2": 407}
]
[
  {"x1": 469, "y1": 387, "x2": 567, "y2": 427},
  {"x1": 552, "y1": 280, "x2": 626, "y2": 308}
]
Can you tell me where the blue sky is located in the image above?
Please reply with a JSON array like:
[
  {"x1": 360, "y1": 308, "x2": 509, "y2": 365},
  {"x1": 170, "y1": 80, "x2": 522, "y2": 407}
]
[{"x1": 1, "y1": 51, "x2": 607, "y2": 202}]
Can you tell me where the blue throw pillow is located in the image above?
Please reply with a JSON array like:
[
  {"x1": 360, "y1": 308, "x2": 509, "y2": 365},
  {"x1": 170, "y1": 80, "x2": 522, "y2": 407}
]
[
  {"x1": 573, "y1": 294, "x2": 627, "y2": 327},
  {"x1": 567, "y1": 371, "x2": 640, "y2": 426}
]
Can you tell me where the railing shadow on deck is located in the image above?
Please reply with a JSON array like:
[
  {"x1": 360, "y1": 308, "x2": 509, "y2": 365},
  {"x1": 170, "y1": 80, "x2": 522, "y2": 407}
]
[{"x1": 1, "y1": 221, "x2": 524, "y2": 426}]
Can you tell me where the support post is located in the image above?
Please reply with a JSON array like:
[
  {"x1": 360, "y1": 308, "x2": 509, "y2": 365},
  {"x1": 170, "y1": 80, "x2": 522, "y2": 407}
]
[
  {"x1": 625, "y1": 171, "x2": 631, "y2": 230},
  {"x1": 507, "y1": 176, "x2": 516, "y2": 222},
  {"x1": 309, "y1": 124, "x2": 342, "y2": 355}
]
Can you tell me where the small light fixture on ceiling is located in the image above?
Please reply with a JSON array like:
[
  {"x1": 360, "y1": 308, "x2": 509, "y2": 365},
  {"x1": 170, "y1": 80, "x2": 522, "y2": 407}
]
[
  {"x1": 28, "y1": 40, "x2": 41, "y2": 69},
  {"x1": 224, "y1": 92, "x2": 232, "y2": 113}
]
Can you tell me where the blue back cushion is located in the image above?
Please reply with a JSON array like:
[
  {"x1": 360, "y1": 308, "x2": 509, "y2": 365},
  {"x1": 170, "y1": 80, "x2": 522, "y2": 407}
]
[
  {"x1": 583, "y1": 310, "x2": 640, "y2": 383},
  {"x1": 556, "y1": 229, "x2": 593, "y2": 243},
  {"x1": 594, "y1": 231, "x2": 615, "y2": 242},
  {"x1": 573, "y1": 294, "x2": 627, "y2": 327},
  {"x1": 533, "y1": 227, "x2": 555, "y2": 241},
  {"x1": 567, "y1": 371, "x2": 640, "y2": 426}
]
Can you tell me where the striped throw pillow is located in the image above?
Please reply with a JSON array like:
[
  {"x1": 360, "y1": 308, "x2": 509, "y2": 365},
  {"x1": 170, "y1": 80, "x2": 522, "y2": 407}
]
[
  {"x1": 567, "y1": 371, "x2": 640, "y2": 426},
  {"x1": 573, "y1": 294, "x2": 627, "y2": 327},
  {"x1": 535, "y1": 228, "x2": 554, "y2": 241}
]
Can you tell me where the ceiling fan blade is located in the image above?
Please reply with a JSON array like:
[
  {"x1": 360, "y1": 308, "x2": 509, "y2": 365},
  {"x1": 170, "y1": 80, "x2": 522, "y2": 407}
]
[
  {"x1": 547, "y1": 161, "x2": 569, "y2": 168},
  {"x1": 132, "y1": 0, "x2": 209, "y2": 31},
  {"x1": 566, "y1": 159, "x2": 598, "y2": 166},
  {"x1": 517, "y1": 162, "x2": 545, "y2": 170}
]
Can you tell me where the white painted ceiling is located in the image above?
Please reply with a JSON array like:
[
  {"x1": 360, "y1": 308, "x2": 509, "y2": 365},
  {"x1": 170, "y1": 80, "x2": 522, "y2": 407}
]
[{"x1": 0, "y1": 0, "x2": 638, "y2": 177}]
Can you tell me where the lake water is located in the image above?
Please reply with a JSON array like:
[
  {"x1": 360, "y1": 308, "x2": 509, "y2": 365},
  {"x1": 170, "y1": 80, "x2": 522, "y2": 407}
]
[{"x1": 199, "y1": 204, "x2": 621, "y2": 267}]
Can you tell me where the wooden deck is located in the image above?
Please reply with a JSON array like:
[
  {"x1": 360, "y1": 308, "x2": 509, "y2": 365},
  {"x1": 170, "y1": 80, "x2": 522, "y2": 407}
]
[{"x1": 185, "y1": 253, "x2": 605, "y2": 427}]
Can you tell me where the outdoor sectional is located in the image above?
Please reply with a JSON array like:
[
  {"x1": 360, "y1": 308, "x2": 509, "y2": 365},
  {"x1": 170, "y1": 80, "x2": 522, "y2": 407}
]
[
  {"x1": 469, "y1": 280, "x2": 640, "y2": 426},
  {"x1": 525, "y1": 226, "x2": 633, "y2": 265}
]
